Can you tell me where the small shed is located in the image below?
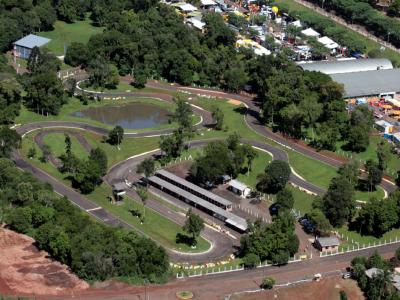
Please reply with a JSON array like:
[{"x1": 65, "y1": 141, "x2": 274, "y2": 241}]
[
  {"x1": 13, "y1": 34, "x2": 51, "y2": 59},
  {"x1": 314, "y1": 236, "x2": 340, "y2": 252},
  {"x1": 228, "y1": 179, "x2": 251, "y2": 198},
  {"x1": 200, "y1": 0, "x2": 216, "y2": 8},
  {"x1": 112, "y1": 182, "x2": 127, "y2": 201}
]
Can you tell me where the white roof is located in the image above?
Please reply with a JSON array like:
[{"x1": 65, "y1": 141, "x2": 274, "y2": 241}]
[
  {"x1": 229, "y1": 179, "x2": 248, "y2": 191},
  {"x1": 187, "y1": 18, "x2": 205, "y2": 30},
  {"x1": 375, "y1": 120, "x2": 392, "y2": 127},
  {"x1": 178, "y1": 3, "x2": 198, "y2": 11},
  {"x1": 290, "y1": 20, "x2": 302, "y2": 28},
  {"x1": 318, "y1": 36, "x2": 339, "y2": 49},
  {"x1": 301, "y1": 28, "x2": 320, "y2": 37},
  {"x1": 201, "y1": 0, "x2": 216, "y2": 5}
]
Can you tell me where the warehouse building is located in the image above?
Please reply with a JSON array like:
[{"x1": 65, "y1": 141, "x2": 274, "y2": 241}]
[
  {"x1": 298, "y1": 58, "x2": 393, "y2": 75},
  {"x1": 13, "y1": 34, "x2": 51, "y2": 59},
  {"x1": 329, "y1": 69, "x2": 400, "y2": 98}
]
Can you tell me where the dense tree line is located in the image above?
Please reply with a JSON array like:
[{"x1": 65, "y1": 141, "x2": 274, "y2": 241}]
[
  {"x1": 296, "y1": 0, "x2": 400, "y2": 48},
  {"x1": 240, "y1": 212, "x2": 299, "y2": 266},
  {"x1": 59, "y1": 134, "x2": 107, "y2": 194},
  {"x1": 190, "y1": 133, "x2": 257, "y2": 184},
  {"x1": 351, "y1": 251, "x2": 400, "y2": 300},
  {"x1": 0, "y1": 158, "x2": 169, "y2": 282},
  {"x1": 0, "y1": 0, "x2": 56, "y2": 52}
]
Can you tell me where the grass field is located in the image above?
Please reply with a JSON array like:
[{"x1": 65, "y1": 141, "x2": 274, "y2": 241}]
[
  {"x1": 38, "y1": 19, "x2": 103, "y2": 56},
  {"x1": 336, "y1": 135, "x2": 400, "y2": 174},
  {"x1": 42, "y1": 133, "x2": 89, "y2": 160},
  {"x1": 21, "y1": 131, "x2": 211, "y2": 254},
  {"x1": 277, "y1": 0, "x2": 400, "y2": 66}
]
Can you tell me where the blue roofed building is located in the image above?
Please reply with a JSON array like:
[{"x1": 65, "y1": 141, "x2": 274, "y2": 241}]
[{"x1": 13, "y1": 34, "x2": 51, "y2": 59}]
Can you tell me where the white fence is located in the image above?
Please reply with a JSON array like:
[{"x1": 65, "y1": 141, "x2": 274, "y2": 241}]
[
  {"x1": 321, "y1": 236, "x2": 400, "y2": 257},
  {"x1": 176, "y1": 254, "x2": 310, "y2": 279}
]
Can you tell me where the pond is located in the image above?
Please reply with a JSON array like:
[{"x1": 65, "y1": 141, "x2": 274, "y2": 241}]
[{"x1": 73, "y1": 102, "x2": 171, "y2": 129}]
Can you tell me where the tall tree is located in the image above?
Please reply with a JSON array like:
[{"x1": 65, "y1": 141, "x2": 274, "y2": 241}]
[
  {"x1": 365, "y1": 160, "x2": 383, "y2": 191},
  {"x1": 183, "y1": 209, "x2": 204, "y2": 246},
  {"x1": 322, "y1": 175, "x2": 355, "y2": 227},
  {"x1": 0, "y1": 126, "x2": 21, "y2": 158},
  {"x1": 211, "y1": 105, "x2": 224, "y2": 130},
  {"x1": 170, "y1": 97, "x2": 193, "y2": 134},
  {"x1": 257, "y1": 160, "x2": 291, "y2": 193},
  {"x1": 136, "y1": 158, "x2": 155, "y2": 181},
  {"x1": 108, "y1": 126, "x2": 124, "y2": 146}
]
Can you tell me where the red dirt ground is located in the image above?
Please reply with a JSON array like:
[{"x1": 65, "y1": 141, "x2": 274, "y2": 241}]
[
  {"x1": 0, "y1": 228, "x2": 89, "y2": 297},
  {"x1": 232, "y1": 277, "x2": 364, "y2": 300}
]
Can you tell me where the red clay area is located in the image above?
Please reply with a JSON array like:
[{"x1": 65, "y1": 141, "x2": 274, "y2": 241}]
[
  {"x1": 232, "y1": 277, "x2": 364, "y2": 300},
  {"x1": 0, "y1": 228, "x2": 89, "y2": 296}
]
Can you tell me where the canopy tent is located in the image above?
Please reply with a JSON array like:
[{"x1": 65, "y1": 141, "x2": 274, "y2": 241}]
[
  {"x1": 301, "y1": 28, "x2": 320, "y2": 37},
  {"x1": 318, "y1": 36, "x2": 339, "y2": 49}
]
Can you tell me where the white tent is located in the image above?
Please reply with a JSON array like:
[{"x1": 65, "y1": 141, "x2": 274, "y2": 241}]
[
  {"x1": 201, "y1": 0, "x2": 216, "y2": 6},
  {"x1": 178, "y1": 3, "x2": 198, "y2": 12},
  {"x1": 318, "y1": 36, "x2": 339, "y2": 49},
  {"x1": 187, "y1": 18, "x2": 205, "y2": 30},
  {"x1": 290, "y1": 20, "x2": 302, "y2": 28},
  {"x1": 301, "y1": 28, "x2": 320, "y2": 38}
]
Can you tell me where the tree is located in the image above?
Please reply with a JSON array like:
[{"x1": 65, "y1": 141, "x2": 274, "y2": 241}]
[
  {"x1": 243, "y1": 144, "x2": 258, "y2": 173},
  {"x1": 340, "y1": 291, "x2": 348, "y2": 300},
  {"x1": 159, "y1": 130, "x2": 184, "y2": 160},
  {"x1": 211, "y1": 105, "x2": 224, "y2": 130},
  {"x1": 190, "y1": 140, "x2": 233, "y2": 184},
  {"x1": 322, "y1": 175, "x2": 355, "y2": 227},
  {"x1": 89, "y1": 147, "x2": 108, "y2": 176},
  {"x1": 6, "y1": 207, "x2": 33, "y2": 233},
  {"x1": 64, "y1": 42, "x2": 89, "y2": 67},
  {"x1": 64, "y1": 134, "x2": 72, "y2": 156},
  {"x1": 0, "y1": 77, "x2": 22, "y2": 124},
  {"x1": 276, "y1": 188, "x2": 294, "y2": 210},
  {"x1": 299, "y1": 96, "x2": 322, "y2": 141},
  {"x1": 242, "y1": 253, "x2": 260, "y2": 268},
  {"x1": 137, "y1": 187, "x2": 148, "y2": 220},
  {"x1": 87, "y1": 58, "x2": 119, "y2": 89},
  {"x1": 377, "y1": 140, "x2": 391, "y2": 171},
  {"x1": 40, "y1": 144, "x2": 51, "y2": 163},
  {"x1": 24, "y1": 71, "x2": 66, "y2": 115},
  {"x1": 170, "y1": 97, "x2": 193, "y2": 134},
  {"x1": 27, "y1": 147, "x2": 36, "y2": 159},
  {"x1": 338, "y1": 160, "x2": 360, "y2": 188},
  {"x1": 366, "y1": 160, "x2": 383, "y2": 191},
  {"x1": 257, "y1": 160, "x2": 291, "y2": 193},
  {"x1": 136, "y1": 158, "x2": 155, "y2": 180},
  {"x1": 182, "y1": 209, "x2": 204, "y2": 246},
  {"x1": 0, "y1": 126, "x2": 21, "y2": 158},
  {"x1": 108, "y1": 126, "x2": 124, "y2": 145},
  {"x1": 223, "y1": 67, "x2": 249, "y2": 92},
  {"x1": 307, "y1": 208, "x2": 332, "y2": 236},
  {"x1": 261, "y1": 277, "x2": 275, "y2": 289}
]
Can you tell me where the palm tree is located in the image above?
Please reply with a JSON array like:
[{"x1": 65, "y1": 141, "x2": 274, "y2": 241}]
[{"x1": 137, "y1": 187, "x2": 148, "y2": 219}]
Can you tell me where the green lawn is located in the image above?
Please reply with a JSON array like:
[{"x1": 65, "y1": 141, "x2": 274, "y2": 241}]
[
  {"x1": 21, "y1": 131, "x2": 211, "y2": 254},
  {"x1": 38, "y1": 19, "x2": 104, "y2": 56},
  {"x1": 354, "y1": 186, "x2": 385, "y2": 202},
  {"x1": 237, "y1": 151, "x2": 272, "y2": 188},
  {"x1": 289, "y1": 185, "x2": 315, "y2": 214},
  {"x1": 336, "y1": 135, "x2": 400, "y2": 175},
  {"x1": 42, "y1": 132, "x2": 89, "y2": 160},
  {"x1": 277, "y1": 0, "x2": 400, "y2": 66}
]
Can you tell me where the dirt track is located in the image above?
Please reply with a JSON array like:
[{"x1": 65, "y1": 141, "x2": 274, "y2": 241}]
[{"x1": 0, "y1": 228, "x2": 88, "y2": 297}]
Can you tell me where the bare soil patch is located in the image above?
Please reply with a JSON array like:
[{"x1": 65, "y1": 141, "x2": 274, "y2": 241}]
[
  {"x1": 0, "y1": 228, "x2": 89, "y2": 296},
  {"x1": 232, "y1": 276, "x2": 364, "y2": 300},
  {"x1": 228, "y1": 99, "x2": 242, "y2": 106}
]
